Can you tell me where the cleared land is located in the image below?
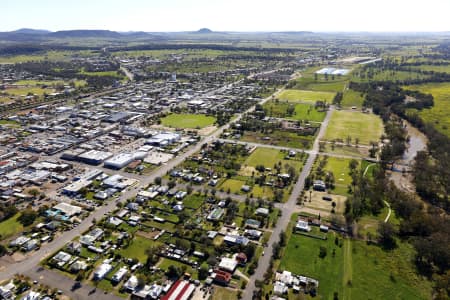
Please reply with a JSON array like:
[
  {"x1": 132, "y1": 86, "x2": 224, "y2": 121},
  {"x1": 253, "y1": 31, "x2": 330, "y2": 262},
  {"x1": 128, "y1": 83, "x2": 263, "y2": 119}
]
[
  {"x1": 341, "y1": 90, "x2": 365, "y2": 108},
  {"x1": 119, "y1": 235, "x2": 158, "y2": 263},
  {"x1": 323, "y1": 111, "x2": 384, "y2": 145},
  {"x1": 263, "y1": 101, "x2": 326, "y2": 122},
  {"x1": 0, "y1": 213, "x2": 24, "y2": 239},
  {"x1": 281, "y1": 232, "x2": 432, "y2": 299},
  {"x1": 161, "y1": 113, "x2": 216, "y2": 129},
  {"x1": 405, "y1": 83, "x2": 450, "y2": 137},
  {"x1": 277, "y1": 89, "x2": 335, "y2": 103}
]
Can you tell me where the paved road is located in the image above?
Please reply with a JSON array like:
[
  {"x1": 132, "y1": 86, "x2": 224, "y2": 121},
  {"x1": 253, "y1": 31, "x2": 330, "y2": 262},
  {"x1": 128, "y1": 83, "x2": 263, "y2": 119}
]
[
  {"x1": 242, "y1": 106, "x2": 334, "y2": 300},
  {"x1": 26, "y1": 266, "x2": 122, "y2": 300}
]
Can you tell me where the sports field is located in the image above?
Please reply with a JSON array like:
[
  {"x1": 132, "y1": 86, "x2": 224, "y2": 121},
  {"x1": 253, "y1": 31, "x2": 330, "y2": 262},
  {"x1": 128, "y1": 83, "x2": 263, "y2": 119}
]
[
  {"x1": 161, "y1": 113, "x2": 216, "y2": 129},
  {"x1": 324, "y1": 111, "x2": 384, "y2": 145}
]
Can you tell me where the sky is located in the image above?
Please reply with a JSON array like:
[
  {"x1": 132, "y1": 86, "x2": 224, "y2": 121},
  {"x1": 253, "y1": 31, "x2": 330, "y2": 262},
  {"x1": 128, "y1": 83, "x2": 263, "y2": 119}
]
[{"x1": 2, "y1": 0, "x2": 450, "y2": 32}]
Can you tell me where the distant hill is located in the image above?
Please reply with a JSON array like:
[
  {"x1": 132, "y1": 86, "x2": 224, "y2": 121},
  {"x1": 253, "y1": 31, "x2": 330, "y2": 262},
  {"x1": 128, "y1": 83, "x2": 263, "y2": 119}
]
[
  {"x1": 195, "y1": 28, "x2": 213, "y2": 34},
  {"x1": 49, "y1": 30, "x2": 122, "y2": 38},
  {"x1": 13, "y1": 28, "x2": 50, "y2": 35}
]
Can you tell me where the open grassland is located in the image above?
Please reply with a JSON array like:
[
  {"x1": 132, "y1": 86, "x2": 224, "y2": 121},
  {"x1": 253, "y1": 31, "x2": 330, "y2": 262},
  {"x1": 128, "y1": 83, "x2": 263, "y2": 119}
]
[
  {"x1": 78, "y1": 69, "x2": 124, "y2": 78},
  {"x1": 350, "y1": 240, "x2": 432, "y2": 300},
  {"x1": 241, "y1": 130, "x2": 316, "y2": 149},
  {"x1": 293, "y1": 67, "x2": 349, "y2": 93},
  {"x1": 244, "y1": 147, "x2": 282, "y2": 167},
  {"x1": 161, "y1": 113, "x2": 216, "y2": 129},
  {"x1": 15, "y1": 79, "x2": 87, "y2": 88},
  {"x1": 404, "y1": 83, "x2": 450, "y2": 137},
  {"x1": 281, "y1": 229, "x2": 432, "y2": 299},
  {"x1": 263, "y1": 100, "x2": 326, "y2": 122},
  {"x1": 341, "y1": 89, "x2": 365, "y2": 108},
  {"x1": 351, "y1": 69, "x2": 429, "y2": 82},
  {"x1": 280, "y1": 232, "x2": 346, "y2": 299},
  {"x1": 277, "y1": 89, "x2": 335, "y2": 103},
  {"x1": 2, "y1": 86, "x2": 54, "y2": 96},
  {"x1": 0, "y1": 213, "x2": 24, "y2": 240},
  {"x1": 409, "y1": 64, "x2": 450, "y2": 73},
  {"x1": 0, "y1": 50, "x2": 95, "y2": 63},
  {"x1": 324, "y1": 111, "x2": 384, "y2": 145}
]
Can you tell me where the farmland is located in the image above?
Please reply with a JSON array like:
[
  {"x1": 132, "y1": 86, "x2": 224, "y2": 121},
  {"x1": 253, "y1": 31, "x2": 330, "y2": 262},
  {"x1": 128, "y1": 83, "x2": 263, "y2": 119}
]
[
  {"x1": 404, "y1": 83, "x2": 450, "y2": 137},
  {"x1": 323, "y1": 110, "x2": 384, "y2": 145},
  {"x1": 160, "y1": 113, "x2": 216, "y2": 129}
]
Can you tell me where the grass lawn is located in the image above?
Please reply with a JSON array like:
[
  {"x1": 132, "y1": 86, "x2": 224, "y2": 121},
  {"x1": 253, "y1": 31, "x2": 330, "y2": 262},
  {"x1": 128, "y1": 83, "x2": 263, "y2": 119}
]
[
  {"x1": 0, "y1": 213, "x2": 24, "y2": 240},
  {"x1": 279, "y1": 232, "x2": 346, "y2": 299},
  {"x1": 244, "y1": 148, "x2": 282, "y2": 168},
  {"x1": 409, "y1": 64, "x2": 450, "y2": 73},
  {"x1": 161, "y1": 113, "x2": 216, "y2": 129},
  {"x1": 119, "y1": 236, "x2": 158, "y2": 263},
  {"x1": 313, "y1": 156, "x2": 360, "y2": 196},
  {"x1": 341, "y1": 90, "x2": 365, "y2": 108},
  {"x1": 349, "y1": 240, "x2": 432, "y2": 299},
  {"x1": 404, "y1": 83, "x2": 450, "y2": 137},
  {"x1": 212, "y1": 286, "x2": 237, "y2": 300},
  {"x1": 241, "y1": 129, "x2": 315, "y2": 149},
  {"x1": 277, "y1": 89, "x2": 335, "y2": 103},
  {"x1": 158, "y1": 258, "x2": 197, "y2": 279},
  {"x1": 183, "y1": 194, "x2": 205, "y2": 209},
  {"x1": 220, "y1": 179, "x2": 247, "y2": 194},
  {"x1": 280, "y1": 232, "x2": 432, "y2": 299},
  {"x1": 324, "y1": 111, "x2": 384, "y2": 145}
]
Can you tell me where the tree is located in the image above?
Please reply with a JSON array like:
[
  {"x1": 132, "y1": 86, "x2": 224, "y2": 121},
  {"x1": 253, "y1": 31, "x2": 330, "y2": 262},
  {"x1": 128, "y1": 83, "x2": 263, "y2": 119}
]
[
  {"x1": 377, "y1": 221, "x2": 397, "y2": 249},
  {"x1": 18, "y1": 209, "x2": 37, "y2": 226},
  {"x1": 154, "y1": 177, "x2": 162, "y2": 185},
  {"x1": 319, "y1": 246, "x2": 327, "y2": 258},
  {"x1": 198, "y1": 265, "x2": 209, "y2": 280}
]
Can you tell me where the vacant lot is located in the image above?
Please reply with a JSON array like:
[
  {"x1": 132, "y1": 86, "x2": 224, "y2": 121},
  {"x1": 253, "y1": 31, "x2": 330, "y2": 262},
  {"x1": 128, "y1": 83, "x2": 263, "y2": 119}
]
[
  {"x1": 405, "y1": 83, "x2": 450, "y2": 137},
  {"x1": 0, "y1": 213, "x2": 24, "y2": 240},
  {"x1": 161, "y1": 113, "x2": 216, "y2": 129},
  {"x1": 280, "y1": 232, "x2": 347, "y2": 299},
  {"x1": 324, "y1": 111, "x2": 384, "y2": 145},
  {"x1": 263, "y1": 100, "x2": 326, "y2": 122},
  {"x1": 341, "y1": 90, "x2": 365, "y2": 108},
  {"x1": 277, "y1": 89, "x2": 335, "y2": 103},
  {"x1": 244, "y1": 148, "x2": 282, "y2": 168},
  {"x1": 281, "y1": 230, "x2": 432, "y2": 299}
]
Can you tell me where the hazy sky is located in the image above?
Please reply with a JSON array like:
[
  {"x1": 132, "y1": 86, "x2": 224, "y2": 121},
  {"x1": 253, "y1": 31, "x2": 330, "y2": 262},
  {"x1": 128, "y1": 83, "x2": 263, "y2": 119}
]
[{"x1": 2, "y1": 0, "x2": 450, "y2": 32}]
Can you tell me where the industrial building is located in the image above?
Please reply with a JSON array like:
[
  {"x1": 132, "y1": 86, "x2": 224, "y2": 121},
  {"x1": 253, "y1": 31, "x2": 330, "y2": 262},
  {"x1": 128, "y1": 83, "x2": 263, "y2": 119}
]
[
  {"x1": 104, "y1": 153, "x2": 135, "y2": 169},
  {"x1": 78, "y1": 150, "x2": 113, "y2": 165}
]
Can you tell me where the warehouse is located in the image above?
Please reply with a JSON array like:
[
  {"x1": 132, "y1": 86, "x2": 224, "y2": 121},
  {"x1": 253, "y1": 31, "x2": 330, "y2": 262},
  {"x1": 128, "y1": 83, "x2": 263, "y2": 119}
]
[
  {"x1": 78, "y1": 150, "x2": 113, "y2": 165},
  {"x1": 104, "y1": 153, "x2": 134, "y2": 169}
]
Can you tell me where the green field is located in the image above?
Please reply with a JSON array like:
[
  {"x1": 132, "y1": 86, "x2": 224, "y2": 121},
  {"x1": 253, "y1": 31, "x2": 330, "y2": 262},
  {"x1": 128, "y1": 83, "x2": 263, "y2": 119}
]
[
  {"x1": 292, "y1": 67, "x2": 349, "y2": 93},
  {"x1": 220, "y1": 179, "x2": 247, "y2": 194},
  {"x1": 314, "y1": 156, "x2": 360, "y2": 196},
  {"x1": 2, "y1": 86, "x2": 54, "y2": 96},
  {"x1": 15, "y1": 79, "x2": 87, "y2": 88},
  {"x1": 404, "y1": 83, "x2": 450, "y2": 137},
  {"x1": 281, "y1": 232, "x2": 432, "y2": 299},
  {"x1": 409, "y1": 64, "x2": 450, "y2": 73},
  {"x1": 244, "y1": 148, "x2": 283, "y2": 168},
  {"x1": 212, "y1": 287, "x2": 237, "y2": 300},
  {"x1": 352, "y1": 69, "x2": 429, "y2": 82},
  {"x1": 78, "y1": 69, "x2": 124, "y2": 78},
  {"x1": 263, "y1": 101, "x2": 326, "y2": 122},
  {"x1": 277, "y1": 89, "x2": 335, "y2": 103},
  {"x1": 341, "y1": 90, "x2": 365, "y2": 108},
  {"x1": 119, "y1": 236, "x2": 157, "y2": 263},
  {"x1": 280, "y1": 232, "x2": 346, "y2": 299},
  {"x1": 161, "y1": 113, "x2": 216, "y2": 129},
  {"x1": 324, "y1": 111, "x2": 384, "y2": 145},
  {"x1": 0, "y1": 213, "x2": 24, "y2": 240}
]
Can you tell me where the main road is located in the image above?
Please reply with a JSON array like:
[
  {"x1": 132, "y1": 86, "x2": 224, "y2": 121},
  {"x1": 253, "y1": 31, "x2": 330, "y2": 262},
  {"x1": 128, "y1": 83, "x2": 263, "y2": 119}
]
[{"x1": 241, "y1": 106, "x2": 334, "y2": 300}]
